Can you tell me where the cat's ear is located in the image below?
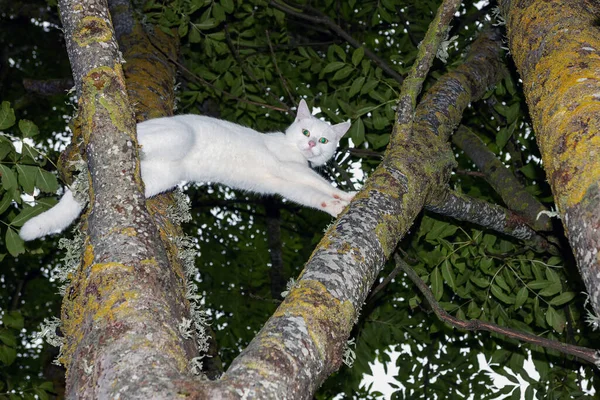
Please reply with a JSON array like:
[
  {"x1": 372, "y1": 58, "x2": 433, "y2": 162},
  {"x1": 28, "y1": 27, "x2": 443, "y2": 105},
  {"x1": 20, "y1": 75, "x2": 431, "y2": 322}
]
[
  {"x1": 331, "y1": 121, "x2": 351, "y2": 140},
  {"x1": 296, "y1": 99, "x2": 312, "y2": 120}
]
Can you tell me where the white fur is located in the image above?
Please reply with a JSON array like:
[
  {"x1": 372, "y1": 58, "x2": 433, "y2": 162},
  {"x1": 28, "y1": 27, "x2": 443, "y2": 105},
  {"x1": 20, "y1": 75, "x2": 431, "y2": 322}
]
[{"x1": 19, "y1": 100, "x2": 354, "y2": 241}]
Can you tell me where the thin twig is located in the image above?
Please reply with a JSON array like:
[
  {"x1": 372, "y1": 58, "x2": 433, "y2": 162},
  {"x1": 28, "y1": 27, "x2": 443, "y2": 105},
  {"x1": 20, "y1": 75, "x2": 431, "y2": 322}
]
[
  {"x1": 395, "y1": 253, "x2": 599, "y2": 366},
  {"x1": 455, "y1": 169, "x2": 486, "y2": 178},
  {"x1": 266, "y1": 30, "x2": 296, "y2": 108},
  {"x1": 270, "y1": 0, "x2": 404, "y2": 84},
  {"x1": 224, "y1": 25, "x2": 291, "y2": 112},
  {"x1": 147, "y1": 35, "x2": 289, "y2": 112}
]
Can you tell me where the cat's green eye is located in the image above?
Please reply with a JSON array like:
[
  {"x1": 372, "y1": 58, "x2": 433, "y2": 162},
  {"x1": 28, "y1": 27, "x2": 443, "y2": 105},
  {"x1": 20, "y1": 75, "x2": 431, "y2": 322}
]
[
  {"x1": 302, "y1": 129, "x2": 310, "y2": 137},
  {"x1": 319, "y1": 137, "x2": 329, "y2": 144}
]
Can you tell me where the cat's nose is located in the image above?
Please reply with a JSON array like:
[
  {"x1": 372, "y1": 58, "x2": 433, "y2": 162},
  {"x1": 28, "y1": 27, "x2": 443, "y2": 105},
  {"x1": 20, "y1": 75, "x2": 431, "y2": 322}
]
[{"x1": 308, "y1": 140, "x2": 316, "y2": 148}]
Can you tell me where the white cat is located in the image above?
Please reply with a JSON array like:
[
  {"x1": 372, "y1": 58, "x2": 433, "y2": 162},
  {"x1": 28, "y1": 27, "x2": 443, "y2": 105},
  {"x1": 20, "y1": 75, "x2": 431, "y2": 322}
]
[{"x1": 19, "y1": 100, "x2": 355, "y2": 241}]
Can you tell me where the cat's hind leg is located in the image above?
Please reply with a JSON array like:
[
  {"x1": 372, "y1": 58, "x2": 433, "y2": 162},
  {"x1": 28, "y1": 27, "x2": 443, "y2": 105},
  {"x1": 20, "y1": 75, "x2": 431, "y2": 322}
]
[
  {"x1": 140, "y1": 160, "x2": 182, "y2": 197},
  {"x1": 137, "y1": 119, "x2": 195, "y2": 162}
]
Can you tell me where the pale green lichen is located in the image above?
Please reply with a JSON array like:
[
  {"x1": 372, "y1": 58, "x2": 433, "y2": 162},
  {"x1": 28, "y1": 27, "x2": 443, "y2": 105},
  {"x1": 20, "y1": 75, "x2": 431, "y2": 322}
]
[
  {"x1": 166, "y1": 189, "x2": 192, "y2": 225},
  {"x1": 57, "y1": 229, "x2": 85, "y2": 295},
  {"x1": 36, "y1": 317, "x2": 65, "y2": 366},
  {"x1": 342, "y1": 337, "x2": 356, "y2": 367},
  {"x1": 171, "y1": 234, "x2": 210, "y2": 375}
]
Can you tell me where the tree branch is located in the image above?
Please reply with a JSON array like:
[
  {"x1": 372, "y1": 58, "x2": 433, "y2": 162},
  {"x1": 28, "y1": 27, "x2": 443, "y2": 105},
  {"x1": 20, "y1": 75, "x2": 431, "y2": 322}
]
[
  {"x1": 425, "y1": 189, "x2": 558, "y2": 253},
  {"x1": 452, "y1": 125, "x2": 552, "y2": 231},
  {"x1": 395, "y1": 253, "x2": 600, "y2": 366},
  {"x1": 22, "y1": 79, "x2": 74, "y2": 96}
]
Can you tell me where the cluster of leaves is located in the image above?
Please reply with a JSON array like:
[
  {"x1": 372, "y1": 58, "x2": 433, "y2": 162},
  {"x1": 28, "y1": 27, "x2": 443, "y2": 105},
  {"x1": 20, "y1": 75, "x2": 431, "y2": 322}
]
[
  {"x1": 0, "y1": 311, "x2": 56, "y2": 400},
  {"x1": 0, "y1": 102, "x2": 59, "y2": 258}
]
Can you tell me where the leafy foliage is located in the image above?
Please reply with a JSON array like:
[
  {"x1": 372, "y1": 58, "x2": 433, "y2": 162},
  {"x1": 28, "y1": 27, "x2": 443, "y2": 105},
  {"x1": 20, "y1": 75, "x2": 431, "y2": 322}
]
[{"x1": 0, "y1": 0, "x2": 599, "y2": 399}]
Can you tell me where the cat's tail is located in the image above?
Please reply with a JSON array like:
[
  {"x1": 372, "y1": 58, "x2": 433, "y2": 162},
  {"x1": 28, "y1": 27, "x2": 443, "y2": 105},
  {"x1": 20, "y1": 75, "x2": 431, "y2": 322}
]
[{"x1": 19, "y1": 189, "x2": 84, "y2": 241}]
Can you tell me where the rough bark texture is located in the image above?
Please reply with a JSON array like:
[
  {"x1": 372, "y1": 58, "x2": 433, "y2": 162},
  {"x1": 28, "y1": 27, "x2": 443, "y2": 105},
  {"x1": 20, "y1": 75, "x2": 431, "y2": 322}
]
[
  {"x1": 58, "y1": 1, "x2": 195, "y2": 398},
  {"x1": 500, "y1": 0, "x2": 600, "y2": 315},
  {"x1": 452, "y1": 125, "x2": 551, "y2": 230},
  {"x1": 425, "y1": 189, "x2": 553, "y2": 251}
]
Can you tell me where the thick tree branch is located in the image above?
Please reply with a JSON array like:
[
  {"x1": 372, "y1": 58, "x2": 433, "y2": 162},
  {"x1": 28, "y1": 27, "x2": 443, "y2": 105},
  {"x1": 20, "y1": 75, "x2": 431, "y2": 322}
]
[
  {"x1": 395, "y1": 254, "x2": 600, "y2": 366},
  {"x1": 425, "y1": 189, "x2": 557, "y2": 252},
  {"x1": 452, "y1": 125, "x2": 551, "y2": 231},
  {"x1": 59, "y1": 0, "x2": 195, "y2": 397},
  {"x1": 499, "y1": 0, "x2": 600, "y2": 317},
  {"x1": 396, "y1": 0, "x2": 462, "y2": 124}
]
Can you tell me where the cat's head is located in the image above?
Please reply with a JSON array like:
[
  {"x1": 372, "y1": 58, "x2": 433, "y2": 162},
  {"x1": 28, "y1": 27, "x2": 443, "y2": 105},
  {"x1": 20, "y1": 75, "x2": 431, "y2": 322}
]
[{"x1": 285, "y1": 99, "x2": 351, "y2": 166}]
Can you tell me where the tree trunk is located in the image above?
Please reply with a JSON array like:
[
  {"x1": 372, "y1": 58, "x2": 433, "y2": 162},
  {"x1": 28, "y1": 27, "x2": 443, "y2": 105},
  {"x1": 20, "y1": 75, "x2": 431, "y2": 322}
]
[
  {"x1": 58, "y1": 0, "x2": 195, "y2": 397},
  {"x1": 500, "y1": 0, "x2": 600, "y2": 317}
]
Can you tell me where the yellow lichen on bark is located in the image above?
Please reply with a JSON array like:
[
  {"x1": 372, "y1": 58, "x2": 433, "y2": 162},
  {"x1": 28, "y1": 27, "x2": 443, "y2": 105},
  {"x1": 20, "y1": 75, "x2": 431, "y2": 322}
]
[
  {"x1": 73, "y1": 16, "x2": 111, "y2": 47},
  {"x1": 507, "y1": 0, "x2": 600, "y2": 209},
  {"x1": 275, "y1": 280, "x2": 355, "y2": 361}
]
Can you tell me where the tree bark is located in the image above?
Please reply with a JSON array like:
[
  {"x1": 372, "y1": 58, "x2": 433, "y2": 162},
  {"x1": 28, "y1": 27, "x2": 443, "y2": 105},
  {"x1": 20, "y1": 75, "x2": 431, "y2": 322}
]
[
  {"x1": 58, "y1": 0, "x2": 195, "y2": 397},
  {"x1": 500, "y1": 0, "x2": 600, "y2": 316}
]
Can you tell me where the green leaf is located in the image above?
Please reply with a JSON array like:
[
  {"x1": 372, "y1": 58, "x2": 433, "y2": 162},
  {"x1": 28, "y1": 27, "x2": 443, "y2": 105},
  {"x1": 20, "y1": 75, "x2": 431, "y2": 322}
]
[
  {"x1": 0, "y1": 329, "x2": 16, "y2": 347},
  {"x1": 2, "y1": 311, "x2": 24, "y2": 330},
  {"x1": 549, "y1": 291, "x2": 576, "y2": 306},
  {"x1": 431, "y1": 267, "x2": 443, "y2": 301},
  {"x1": 0, "y1": 164, "x2": 17, "y2": 190},
  {"x1": 0, "y1": 137, "x2": 16, "y2": 160},
  {"x1": 348, "y1": 76, "x2": 365, "y2": 98},
  {"x1": 36, "y1": 168, "x2": 59, "y2": 193},
  {"x1": 0, "y1": 345, "x2": 16, "y2": 366},
  {"x1": 538, "y1": 282, "x2": 562, "y2": 297},
  {"x1": 332, "y1": 65, "x2": 353, "y2": 81},
  {"x1": 220, "y1": 0, "x2": 234, "y2": 13},
  {"x1": 16, "y1": 164, "x2": 37, "y2": 194},
  {"x1": 178, "y1": 22, "x2": 189, "y2": 37},
  {"x1": 348, "y1": 118, "x2": 365, "y2": 146},
  {"x1": 546, "y1": 306, "x2": 566, "y2": 332},
  {"x1": 189, "y1": 26, "x2": 202, "y2": 43},
  {"x1": 321, "y1": 61, "x2": 346, "y2": 75},
  {"x1": 470, "y1": 275, "x2": 489, "y2": 288},
  {"x1": 545, "y1": 268, "x2": 560, "y2": 283},
  {"x1": 5, "y1": 227, "x2": 24, "y2": 257},
  {"x1": 0, "y1": 194, "x2": 11, "y2": 214},
  {"x1": 352, "y1": 47, "x2": 364, "y2": 66},
  {"x1": 496, "y1": 121, "x2": 516, "y2": 150},
  {"x1": 514, "y1": 286, "x2": 528, "y2": 308},
  {"x1": 360, "y1": 79, "x2": 378, "y2": 95},
  {"x1": 441, "y1": 260, "x2": 456, "y2": 290},
  {"x1": 38, "y1": 382, "x2": 54, "y2": 392},
  {"x1": 18, "y1": 119, "x2": 39, "y2": 138},
  {"x1": 365, "y1": 134, "x2": 389, "y2": 149},
  {"x1": 495, "y1": 275, "x2": 510, "y2": 292},
  {"x1": 491, "y1": 284, "x2": 514, "y2": 304},
  {"x1": 11, "y1": 203, "x2": 50, "y2": 227},
  {"x1": 212, "y1": 2, "x2": 225, "y2": 21},
  {"x1": 194, "y1": 18, "x2": 218, "y2": 30},
  {"x1": 0, "y1": 101, "x2": 16, "y2": 130}
]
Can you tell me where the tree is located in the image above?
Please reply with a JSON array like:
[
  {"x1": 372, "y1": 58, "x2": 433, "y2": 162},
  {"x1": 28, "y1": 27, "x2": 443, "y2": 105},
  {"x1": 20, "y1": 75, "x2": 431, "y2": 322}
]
[{"x1": 1, "y1": 0, "x2": 599, "y2": 398}]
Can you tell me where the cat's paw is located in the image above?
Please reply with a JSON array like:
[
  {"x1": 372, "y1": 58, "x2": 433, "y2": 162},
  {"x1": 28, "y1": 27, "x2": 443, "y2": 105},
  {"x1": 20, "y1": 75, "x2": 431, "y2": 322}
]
[
  {"x1": 332, "y1": 190, "x2": 357, "y2": 203},
  {"x1": 320, "y1": 198, "x2": 348, "y2": 217}
]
